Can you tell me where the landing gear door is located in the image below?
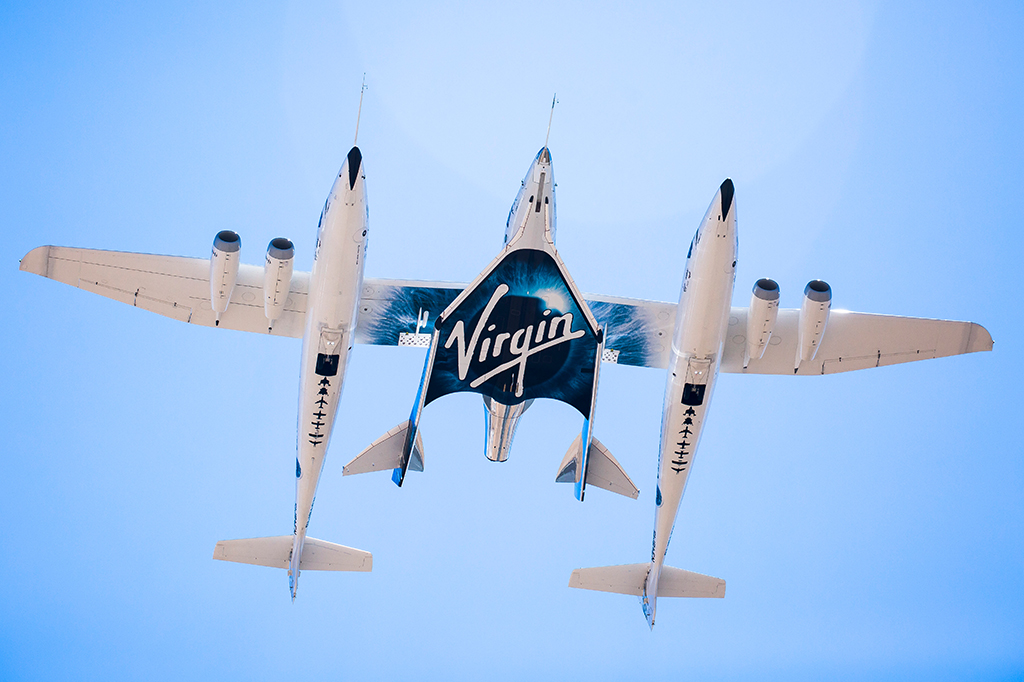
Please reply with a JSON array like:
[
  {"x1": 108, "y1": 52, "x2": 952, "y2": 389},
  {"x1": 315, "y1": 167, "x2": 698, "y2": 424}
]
[
  {"x1": 681, "y1": 357, "x2": 712, "y2": 406},
  {"x1": 315, "y1": 328, "x2": 343, "y2": 377}
]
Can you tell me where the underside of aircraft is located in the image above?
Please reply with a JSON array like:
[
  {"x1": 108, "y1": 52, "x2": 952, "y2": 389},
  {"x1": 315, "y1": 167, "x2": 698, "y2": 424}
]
[{"x1": 20, "y1": 136, "x2": 992, "y2": 624}]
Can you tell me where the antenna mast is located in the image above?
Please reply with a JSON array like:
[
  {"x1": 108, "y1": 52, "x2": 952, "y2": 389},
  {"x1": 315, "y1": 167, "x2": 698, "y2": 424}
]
[
  {"x1": 544, "y1": 93, "x2": 558, "y2": 149},
  {"x1": 354, "y1": 74, "x2": 367, "y2": 146}
]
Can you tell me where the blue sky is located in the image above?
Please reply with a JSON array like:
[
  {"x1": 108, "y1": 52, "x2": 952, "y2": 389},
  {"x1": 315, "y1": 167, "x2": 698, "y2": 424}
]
[{"x1": 2, "y1": 1, "x2": 1022, "y2": 679}]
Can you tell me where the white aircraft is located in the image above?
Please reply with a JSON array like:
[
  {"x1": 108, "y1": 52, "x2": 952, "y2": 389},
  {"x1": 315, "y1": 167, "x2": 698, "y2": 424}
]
[
  {"x1": 565, "y1": 178, "x2": 992, "y2": 627},
  {"x1": 20, "y1": 140, "x2": 991, "y2": 619},
  {"x1": 21, "y1": 146, "x2": 375, "y2": 600}
]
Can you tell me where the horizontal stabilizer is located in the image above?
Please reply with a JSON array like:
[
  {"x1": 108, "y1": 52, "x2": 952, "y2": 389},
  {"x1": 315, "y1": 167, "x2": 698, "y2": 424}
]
[
  {"x1": 657, "y1": 566, "x2": 725, "y2": 597},
  {"x1": 568, "y1": 562, "x2": 648, "y2": 595},
  {"x1": 555, "y1": 435, "x2": 639, "y2": 499},
  {"x1": 298, "y1": 537, "x2": 373, "y2": 571},
  {"x1": 343, "y1": 420, "x2": 425, "y2": 475},
  {"x1": 213, "y1": 535, "x2": 371, "y2": 572},
  {"x1": 569, "y1": 563, "x2": 724, "y2": 598}
]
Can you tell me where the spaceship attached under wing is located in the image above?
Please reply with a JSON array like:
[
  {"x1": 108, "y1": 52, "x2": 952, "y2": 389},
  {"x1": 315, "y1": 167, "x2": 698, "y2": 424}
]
[{"x1": 344, "y1": 147, "x2": 637, "y2": 501}]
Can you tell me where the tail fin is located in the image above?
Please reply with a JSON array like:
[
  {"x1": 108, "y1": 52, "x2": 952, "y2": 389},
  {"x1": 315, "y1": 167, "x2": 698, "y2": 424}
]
[
  {"x1": 343, "y1": 420, "x2": 424, "y2": 476},
  {"x1": 213, "y1": 535, "x2": 371, "y2": 572},
  {"x1": 555, "y1": 436, "x2": 639, "y2": 499},
  {"x1": 569, "y1": 563, "x2": 725, "y2": 598}
]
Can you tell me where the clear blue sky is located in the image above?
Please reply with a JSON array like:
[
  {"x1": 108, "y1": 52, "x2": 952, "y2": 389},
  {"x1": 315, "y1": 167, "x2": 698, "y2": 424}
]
[{"x1": 2, "y1": 1, "x2": 1022, "y2": 679}]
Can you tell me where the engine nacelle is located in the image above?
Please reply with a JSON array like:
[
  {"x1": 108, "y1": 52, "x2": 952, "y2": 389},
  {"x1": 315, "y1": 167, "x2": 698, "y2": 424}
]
[
  {"x1": 210, "y1": 230, "x2": 241, "y2": 320},
  {"x1": 796, "y1": 279, "x2": 831, "y2": 368},
  {"x1": 263, "y1": 237, "x2": 295, "y2": 326},
  {"x1": 744, "y1": 278, "x2": 780, "y2": 367}
]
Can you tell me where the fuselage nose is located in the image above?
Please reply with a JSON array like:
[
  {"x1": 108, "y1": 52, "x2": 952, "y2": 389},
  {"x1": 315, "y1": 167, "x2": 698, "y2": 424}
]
[
  {"x1": 719, "y1": 178, "x2": 734, "y2": 223},
  {"x1": 710, "y1": 178, "x2": 738, "y2": 252},
  {"x1": 332, "y1": 146, "x2": 365, "y2": 197},
  {"x1": 528, "y1": 145, "x2": 552, "y2": 176},
  {"x1": 505, "y1": 147, "x2": 556, "y2": 246},
  {"x1": 525, "y1": 146, "x2": 552, "y2": 187},
  {"x1": 344, "y1": 146, "x2": 362, "y2": 190}
]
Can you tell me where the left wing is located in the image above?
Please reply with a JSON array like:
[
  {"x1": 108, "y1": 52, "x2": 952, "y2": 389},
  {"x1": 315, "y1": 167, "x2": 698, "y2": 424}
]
[
  {"x1": 20, "y1": 247, "x2": 676, "y2": 364},
  {"x1": 20, "y1": 246, "x2": 309, "y2": 337}
]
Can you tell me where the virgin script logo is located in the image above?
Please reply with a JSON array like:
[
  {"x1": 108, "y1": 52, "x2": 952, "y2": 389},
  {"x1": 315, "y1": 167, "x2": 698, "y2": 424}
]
[{"x1": 444, "y1": 283, "x2": 585, "y2": 397}]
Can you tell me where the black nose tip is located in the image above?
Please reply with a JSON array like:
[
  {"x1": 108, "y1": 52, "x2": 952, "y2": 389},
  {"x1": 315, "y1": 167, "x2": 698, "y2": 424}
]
[
  {"x1": 720, "y1": 178, "x2": 734, "y2": 220},
  {"x1": 347, "y1": 147, "x2": 362, "y2": 189}
]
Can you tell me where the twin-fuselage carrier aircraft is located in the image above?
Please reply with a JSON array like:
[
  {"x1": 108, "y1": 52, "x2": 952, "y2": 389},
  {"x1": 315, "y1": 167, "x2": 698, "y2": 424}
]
[{"x1": 21, "y1": 139, "x2": 992, "y2": 624}]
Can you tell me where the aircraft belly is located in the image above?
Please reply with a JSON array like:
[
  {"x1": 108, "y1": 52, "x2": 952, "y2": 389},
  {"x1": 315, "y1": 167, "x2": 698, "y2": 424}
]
[
  {"x1": 306, "y1": 257, "x2": 362, "y2": 333},
  {"x1": 294, "y1": 256, "x2": 361, "y2": 523},
  {"x1": 653, "y1": 266, "x2": 731, "y2": 564},
  {"x1": 309, "y1": 192, "x2": 366, "y2": 327},
  {"x1": 653, "y1": 390, "x2": 711, "y2": 558},
  {"x1": 294, "y1": 345, "x2": 350, "y2": 528},
  {"x1": 676, "y1": 277, "x2": 734, "y2": 357},
  {"x1": 291, "y1": 195, "x2": 365, "y2": 531}
]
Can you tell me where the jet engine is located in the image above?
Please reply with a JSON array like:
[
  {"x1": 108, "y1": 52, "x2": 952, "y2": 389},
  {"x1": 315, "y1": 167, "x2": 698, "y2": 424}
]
[
  {"x1": 796, "y1": 279, "x2": 831, "y2": 368},
  {"x1": 263, "y1": 237, "x2": 295, "y2": 327},
  {"x1": 744, "y1": 278, "x2": 779, "y2": 367},
  {"x1": 210, "y1": 230, "x2": 241, "y2": 322}
]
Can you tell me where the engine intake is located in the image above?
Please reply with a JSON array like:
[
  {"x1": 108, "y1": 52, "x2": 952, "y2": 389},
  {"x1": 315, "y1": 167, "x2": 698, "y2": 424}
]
[
  {"x1": 210, "y1": 230, "x2": 241, "y2": 322},
  {"x1": 796, "y1": 279, "x2": 831, "y2": 369},
  {"x1": 263, "y1": 237, "x2": 295, "y2": 327},
  {"x1": 744, "y1": 278, "x2": 780, "y2": 367}
]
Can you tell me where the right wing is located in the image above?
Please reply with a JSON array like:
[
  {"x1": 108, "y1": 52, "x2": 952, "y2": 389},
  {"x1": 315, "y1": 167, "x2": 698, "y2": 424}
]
[
  {"x1": 721, "y1": 308, "x2": 993, "y2": 375},
  {"x1": 20, "y1": 246, "x2": 309, "y2": 337},
  {"x1": 348, "y1": 281, "x2": 994, "y2": 374}
]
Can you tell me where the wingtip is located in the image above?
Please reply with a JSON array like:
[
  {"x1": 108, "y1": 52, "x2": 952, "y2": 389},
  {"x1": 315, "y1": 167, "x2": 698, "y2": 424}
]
[
  {"x1": 19, "y1": 245, "x2": 49, "y2": 275},
  {"x1": 967, "y1": 323, "x2": 994, "y2": 353}
]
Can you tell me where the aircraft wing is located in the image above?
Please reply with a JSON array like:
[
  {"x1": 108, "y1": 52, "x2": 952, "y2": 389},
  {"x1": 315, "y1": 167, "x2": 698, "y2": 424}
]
[
  {"x1": 22, "y1": 249, "x2": 990, "y2": 372},
  {"x1": 721, "y1": 307, "x2": 993, "y2": 375},
  {"x1": 355, "y1": 279, "x2": 676, "y2": 369},
  {"x1": 586, "y1": 294, "x2": 675, "y2": 369},
  {"x1": 20, "y1": 246, "x2": 309, "y2": 337},
  {"x1": 355, "y1": 279, "x2": 462, "y2": 347},
  {"x1": 19, "y1": 249, "x2": 676, "y2": 365},
  {"x1": 354, "y1": 281, "x2": 992, "y2": 374}
]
